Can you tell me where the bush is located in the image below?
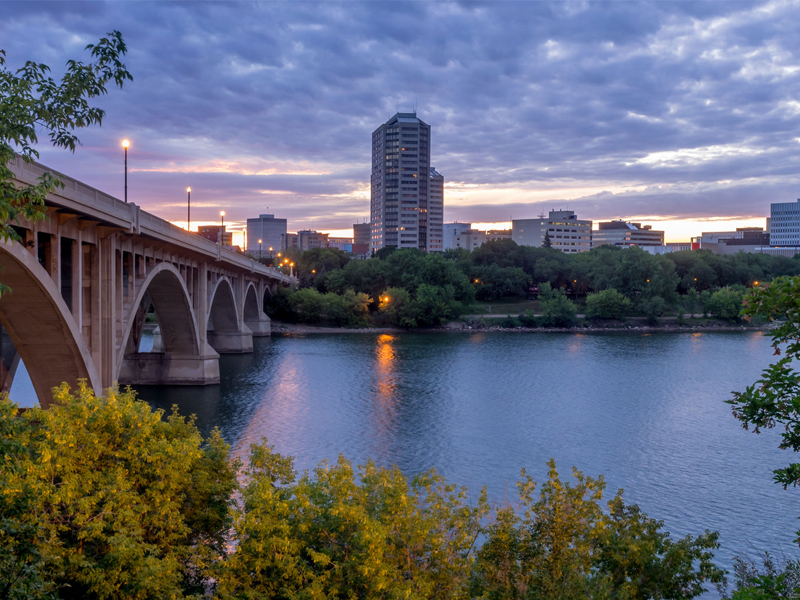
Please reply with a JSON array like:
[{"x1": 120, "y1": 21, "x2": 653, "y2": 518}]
[
  {"x1": 497, "y1": 315, "x2": 522, "y2": 328},
  {"x1": 708, "y1": 288, "x2": 745, "y2": 322},
  {"x1": 643, "y1": 296, "x2": 666, "y2": 325},
  {"x1": 585, "y1": 288, "x2": 631, "y2": 320},
  {"x1": 0, "y1": 384, "x2": 237, "y2": 600},
  {"x1": 540, "y1": 292, "x2": 578, "y2": 328},
  {"x1": 519, "y1": 310, "x2": 538, "y2": 327}
]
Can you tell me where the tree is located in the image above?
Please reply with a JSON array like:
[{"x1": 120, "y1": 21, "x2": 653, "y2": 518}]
[
  {"x1": 539, "y1": 289, "x2": 578, "y2": 328},
  {"x1": 708, "y1": 288, "x2": 745, "y2": 322},
  {"x1": 585, "y1": 288, "x2": 631, "y2": 320},
  {"x1": 729, "y1": 277, "x2": 800, "y2": 496},
  {"x1": 542, "y1": 231, "x2": 553, "y2": 249},
  {"x1": 0, "y1": 383, "x2": 238, "y2": 600},
  {"x1": 0, "y1": 32, "x2": 133, "y2": 264},
  {"x1": 472, "y1": 460, "x2": 723, "y2": 600}
]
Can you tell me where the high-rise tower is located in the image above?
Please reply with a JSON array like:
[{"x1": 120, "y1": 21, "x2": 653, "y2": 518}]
[{"x1": 370, "y1": 112, "x2": 442, "y2": 252}]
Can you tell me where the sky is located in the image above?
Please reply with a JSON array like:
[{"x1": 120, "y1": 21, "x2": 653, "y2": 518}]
[{"x1": 4, "y1": 1, "x2": 800, "y2": 243}]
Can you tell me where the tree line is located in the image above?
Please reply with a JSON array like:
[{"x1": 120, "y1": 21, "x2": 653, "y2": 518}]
[{"x1": 265, "y1": 241, "x2": 800, "y2": 327}]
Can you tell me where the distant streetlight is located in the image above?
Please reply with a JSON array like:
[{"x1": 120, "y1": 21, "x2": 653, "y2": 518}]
[
  {"x1": 219, "y1": 211, "x2": 225, "y2": 245},
  {"x1": 258, "y1": 238, "x2": 262, "y2": 260},
  {"x1": 269, "y1": 246, "x2": 273, "y2": 259},
  {"x1": 290, "y1": 261, "x2": 295, "y2": 277},
  {"x1": 186, "y1": 187, "x2": 191, "y2": 231},
  {"x1": 122, "y1": 139, "x2": 130, "y2": 202}
]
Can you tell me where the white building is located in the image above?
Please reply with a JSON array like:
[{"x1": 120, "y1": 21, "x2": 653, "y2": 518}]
[
  {"x1": 512, "y1": 210, "x2": 592, "y2": 253},
  {"x1": 370, "y1": 113, "x2": 443, "y2": 252},
  {"x1": 769, "y1": 199, "x2": 800, "y2": 246}
]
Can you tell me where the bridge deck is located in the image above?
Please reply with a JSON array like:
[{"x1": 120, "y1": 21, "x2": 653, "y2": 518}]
[{"x1": 10, "y1": 156, "x2": 291, "y2": 284}]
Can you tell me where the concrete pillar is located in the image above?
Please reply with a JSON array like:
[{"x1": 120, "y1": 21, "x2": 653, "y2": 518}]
[{"x1": 100, "y1": 236, "x2": 117, "y2": 388}]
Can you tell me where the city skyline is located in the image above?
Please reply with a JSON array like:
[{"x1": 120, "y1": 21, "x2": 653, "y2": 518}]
[{"x1": 1, "y1": 1, "x2": 797, "y2": 243}]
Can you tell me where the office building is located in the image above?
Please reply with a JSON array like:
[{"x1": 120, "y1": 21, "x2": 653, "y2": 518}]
[
  {"x1": 297, "y1": 230, "x2": 329, "y2": 251},
  {"x1": 428, "y1": 167, "x2": 444, "y2": 250},
  {"x1": 512, "y1": 210, "x2": 592, "y2": 253},
  {"x1": 246, "y1": 214, "x2": 287, "y2": 255},
  {"x1": 450, "y1": 229, "x2": 487, "y2": 251},
  {"x1": 770, "y1": 199, "x2": 800, "y2": 246},
  {"x1": 327, "y1": 237, "x2": 354, "y2": 251},
  {"x1": 370, "y1": 112, "x2": 442, "y2": 252},
  {"x1": 486, "y1": 229, "x2": 512, "y2": 242},
  {"x1": 353, "y1": 222, "x2": 371, "y2": 246},
  {"x1": 592, "y1": 220, "x2": 665, "y2": 248},
  {"x1": 692, "y1": 227, "x2": 770, "y2": 254},
  {"x1": 197, "y1": 225, "x2": 233, "y2": 247}
]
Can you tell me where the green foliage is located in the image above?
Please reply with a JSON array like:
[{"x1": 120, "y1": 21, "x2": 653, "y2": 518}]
[
  {"x1": 539, "y1": 289, "x2": 578, "y2": 328},
  {"x1": 215, "y1": 442, "x2": 490, "y2": 600},
  {"x1": 287, "y1": 287, "x2": 370, "y2": 326},
  {"x1": 0, "y1": 383, "x2": 238, "y2": 600},
  {"x1": 729, "y1": 277, "x2": 800, "y2": 493},
  {"x1": 542, "y1": 231, "x2": 553, "y2": 249},
  {"x1": 0, "y1": 32, "x2": 132, "y2": 256},
  {"x1": 472, "y1": 460, "x2": 723, "y2": 600},
  {"x1": 643, "y1": 296, "x2": 666, "y2": 326},
  {"x1": 723, "y1": 553, "x2": 800, "y2": 599},
  {"x1": 585, "y1": 288, "x2": 631, "y2": 320},
  {"x1": 519, "y1": 310, "x2": 538, "y2": 327},
  {"x1": 708, "y1": 288, "x2": 745, "y2": 321}
]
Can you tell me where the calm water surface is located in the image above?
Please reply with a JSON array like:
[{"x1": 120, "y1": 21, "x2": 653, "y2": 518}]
[{"x1": 136, "y1": 330, "x2": 794, "y2": 584}]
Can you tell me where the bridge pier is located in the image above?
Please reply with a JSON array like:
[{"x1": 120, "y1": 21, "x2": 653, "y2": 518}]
[
  {"x1": 245, "y1": 313, "x2": 271, "y2": 337},
  {"x1": 118, "y1": 347, "x2": 220, "y2": 386},
  {"x1": 207, "y1": 326, "x2": 254, "y2": 353}
]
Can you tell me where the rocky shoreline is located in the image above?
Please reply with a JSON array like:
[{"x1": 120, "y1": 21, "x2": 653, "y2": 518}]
[{"x1": 271, "y1": 320, "x2": 768, "y2": 336}]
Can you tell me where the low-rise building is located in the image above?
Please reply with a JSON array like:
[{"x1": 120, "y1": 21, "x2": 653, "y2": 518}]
[
  {"x1": 353, "y1": 222, "x2": 371, "y2": 246},
  {"x1": 592, "y1": 220, "x2": 664, "y2": 248},
  {"x1": 692, "y1": 227, "x2": 769, "y2": 254},
  {"x1": 451, "y1": 229, "x2": 487, "y2": 251},
  {"x1": 297, "y1": 230, "x2": 329, "y2": 251},
  {"x1": 327, "y1": 237, "x2": 354, "y2": 251},
  {"x1": 197, "y1": 225, "x2": 233, "y2": 246},
  {"x1": 486, "y1": 229, "x2": 512, "y2": 242},
  {"x1": 512, "y1": 210, "x2": 592, "y2": 253}
]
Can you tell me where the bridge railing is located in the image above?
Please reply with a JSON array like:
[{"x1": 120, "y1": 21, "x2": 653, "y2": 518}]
[{"x1": 10, "y1": 156, "x2": 291, "y2": 283}]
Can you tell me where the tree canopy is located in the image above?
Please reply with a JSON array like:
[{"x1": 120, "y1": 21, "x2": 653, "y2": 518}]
[{"x1": 0, "y1": 31, "x2": 132, "y2": 255}]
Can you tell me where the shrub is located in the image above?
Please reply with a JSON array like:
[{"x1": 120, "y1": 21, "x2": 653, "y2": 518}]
[
  {"x1": 540, "y1": 292, "x2": 578, "y2": 328},
  {"x1": 0, "y1": 384, "x2": 238, "y2": 600},
  {"x1": 708, "y1": 288, "x2": 745, "y2": 322},
  {"x1": 585, "y1": 288, "x2": 631, "y2": 320}
]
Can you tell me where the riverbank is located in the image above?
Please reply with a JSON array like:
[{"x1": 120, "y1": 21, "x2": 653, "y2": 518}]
[{"x1": 271, "y1": 319, "x2": 768, "y2": 335}]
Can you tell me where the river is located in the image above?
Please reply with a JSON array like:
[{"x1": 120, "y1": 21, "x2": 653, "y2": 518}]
[{"x1": 10, "y1": 329, "x2": 799, "y2": 588}]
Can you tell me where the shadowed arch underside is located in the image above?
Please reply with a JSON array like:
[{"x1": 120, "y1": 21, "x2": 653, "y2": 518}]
[
  {"x1": 207, "y1": 278, "x2": 253, "y2": 352},
  {"x1": 0, "y1": 240, "x2": 100, "y2": 405},
  {"x1": 118, "y1": 263, "x2": 219, "y2": 385},
  {"x1": 244, "y1": 282, "x2": 270, "y2": 336}
]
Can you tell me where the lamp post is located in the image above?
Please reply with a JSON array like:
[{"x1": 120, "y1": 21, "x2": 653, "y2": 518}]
[
  {"x1": 290, "y1": 262, "x2": 294, "y2": 278},
  {"x1": 258, "y1": 239, "x2": 263, "y2": 260},
  {"x1": 219, "y1": 211, "x2": 225, "y2": 245},
  {"x1": 122, "y1": 139, "x2": 129, "y2": 203},
  {"x1": 186, "y1": 187, "x2": 191, "y2": 231}
]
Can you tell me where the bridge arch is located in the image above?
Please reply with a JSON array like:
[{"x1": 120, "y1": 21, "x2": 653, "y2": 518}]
[
  {"x1": 117, "y1": 263, "x2": 201, "y2": 365},
  {"x1": 117, "y1": 263, "x2": 218, "y2": 385},
  {"x1": 207, "y1": 277, "x2": 252, "y2": 352},
  {"x1": 243, "y1": 282, "x2": 260, "y2": 323},
  {"x1": 0, "y1": 240, "x2": 100, "y2": 406}
]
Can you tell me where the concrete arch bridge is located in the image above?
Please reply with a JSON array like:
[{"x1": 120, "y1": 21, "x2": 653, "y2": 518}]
[{"x1": 0, "y1": 157, "x2": 292, "y2": 406}]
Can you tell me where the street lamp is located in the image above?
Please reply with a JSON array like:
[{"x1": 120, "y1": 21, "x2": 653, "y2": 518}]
[
  {"x1": 122, "y1": 139, "x2": 130, "y2": 203},
  {"x1": 290, "y1": 262, "x2": 294, "y2": 277},
  {"x1": 186, "y1": 187, "x2": 191, "y2": 231},
  {"x1": 258, "y1": 238, "x2": 262, "y2": 260},
  {"x1": 219, "y1": 211, "x2": 225, "y2": 245}
]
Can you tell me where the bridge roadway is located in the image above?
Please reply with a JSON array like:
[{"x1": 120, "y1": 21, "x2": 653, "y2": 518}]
[{"x1": 0, "y1": 156, "x2": 292, "y2": 406}]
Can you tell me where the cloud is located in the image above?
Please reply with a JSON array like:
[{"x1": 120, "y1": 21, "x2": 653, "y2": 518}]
[{"x1": 3, "y1": 0, "x2": 800, "y2": 236}]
